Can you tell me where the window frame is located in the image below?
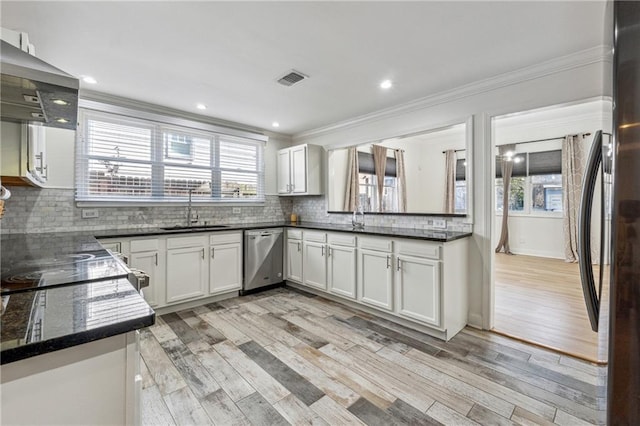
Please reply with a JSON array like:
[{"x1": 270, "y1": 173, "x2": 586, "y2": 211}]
[{"x1": 75, "y1": 100, "x2": 268, "y2": 206}]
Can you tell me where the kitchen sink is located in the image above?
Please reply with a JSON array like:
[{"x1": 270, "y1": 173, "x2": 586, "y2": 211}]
[{"x1": 161, "y1": 224, "x2": 230, "y2": 231}]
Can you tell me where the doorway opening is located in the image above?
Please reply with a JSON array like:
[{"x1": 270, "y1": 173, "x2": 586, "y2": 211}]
[{"x1": 490, "y1": 98, "x2": 610, "y2": 363}]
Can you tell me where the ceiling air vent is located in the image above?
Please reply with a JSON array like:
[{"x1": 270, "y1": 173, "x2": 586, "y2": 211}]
[{"x1": 277, "y1": 70, "x2": 308, "y2": 87}]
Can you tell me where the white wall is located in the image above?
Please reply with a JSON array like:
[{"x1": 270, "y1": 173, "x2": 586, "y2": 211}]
[{"x1": 293, "y1": 48, "x2": 611, "y2": 329}]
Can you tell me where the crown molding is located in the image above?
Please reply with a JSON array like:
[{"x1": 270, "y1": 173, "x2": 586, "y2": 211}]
[{"x1": 293, "y1": 45, "x2": 612, "y2": 142}]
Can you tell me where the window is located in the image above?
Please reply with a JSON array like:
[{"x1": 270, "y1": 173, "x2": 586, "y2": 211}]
[
  {"x1": 455, "y1": 158, "x2": 467, "y2": 213},
  {"x1": 495, "y1": 149, "x2": 562, "y2": 214},
  {"x1": 357, "y1": 151, "x2": 398, "y2": 212},
  {"x1": 76, "y1": 108, "x2": 266, "y2": 203}
]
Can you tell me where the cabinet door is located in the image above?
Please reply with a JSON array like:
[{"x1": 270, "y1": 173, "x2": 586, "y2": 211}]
[
  {"x1": 277, "y1": 149, "x2": 291, "y2": 194},
  {"x1": 328, "y1": 245, "x2": 356, "y2": 299},
  {"x1": 358, "y1": 248, "x2": 393, "y2": 311},
  {"x1": 396, "y1": 255, "x2": 441, "y2": 326},
  {"x1": 130, "y1": 251, "x2": 160, "y2": 307},
  {"x1": 291, "y1": 145, "x2": 307, "y2": 193},
  {"x1": 166, "y1": 246, "x2": 207, "y2": 303},
  {"x1": 286, "y1": 239, "x2": 303, "y2": 283},
  {"x1": 209, "y1": 243, "x2": 242, "y2": 295},
  {"x1": 303, "y1": 241, "x2": 327, "y2": 290}
]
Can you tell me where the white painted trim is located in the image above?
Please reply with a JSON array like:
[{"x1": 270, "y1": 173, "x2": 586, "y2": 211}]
[
  {"x1": 467, "y1": 313, "x2": 483, "y2": 329},
  {"x1": 508, "y1": 249, "x2": 564, "y2": 260},
  {"x1": 293, "y1": 46, "x2": 611, "y2": 142}
]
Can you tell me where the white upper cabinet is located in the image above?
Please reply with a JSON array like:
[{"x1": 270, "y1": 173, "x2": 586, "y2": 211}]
[{"x1": 277, "y1": 144, "x2": 323, "y2": 195}]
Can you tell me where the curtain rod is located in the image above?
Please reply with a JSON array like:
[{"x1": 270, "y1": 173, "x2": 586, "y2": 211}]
[
  {"x1": 441, "y1": 131, "x2": 613, "y2": 154},
  {"x1": 498, "y1": 132, "x2": 592, "y2": 147}
]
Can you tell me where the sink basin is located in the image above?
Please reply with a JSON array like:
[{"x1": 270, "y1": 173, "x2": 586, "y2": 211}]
[{"x1": 161, "y1": 225, "x2": 230, "y2": 231}]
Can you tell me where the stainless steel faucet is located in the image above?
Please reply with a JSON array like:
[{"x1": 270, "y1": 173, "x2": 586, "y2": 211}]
[{"x1": 186, "y1": 189, "x2": 198, "y2": 226}]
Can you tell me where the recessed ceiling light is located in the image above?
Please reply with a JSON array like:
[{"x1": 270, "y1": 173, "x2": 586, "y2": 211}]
[
  {"x1": 380, "y1": 79, "x2": 392, "y2": 89},
  {"x1": 272, "y1": 122, "x2": 280, "y2": 128},
  {"x1": 53, "y1": 99, "x2": 69, "y2": 106},
  {"x1": 196, "y1": 103, "x2": 207, "y2": 110},
  {"x1": 82, "y1": 76, "x2": 97, "y2": 84},
  {"x1": 56, "y1": 118, "x2": 69, "y2": 123}
]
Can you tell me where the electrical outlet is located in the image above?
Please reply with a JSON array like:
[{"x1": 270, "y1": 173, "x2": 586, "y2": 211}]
[
  {"x1": 432, "y1": 219, "x2": 447, "y2": 229},
  {"x1": 232, "y1": 207, "x2": 241, "y2": 214},
  {"x1": 82, "y1": 209, "x2": 99, "y2": 219}
]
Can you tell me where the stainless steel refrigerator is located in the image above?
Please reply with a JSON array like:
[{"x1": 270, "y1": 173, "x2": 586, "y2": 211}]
[{"x1": 578, "y1": 1, "x2": 640, "y2": 423}]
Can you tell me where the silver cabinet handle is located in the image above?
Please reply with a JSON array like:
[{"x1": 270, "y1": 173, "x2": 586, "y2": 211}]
[
  {"x1": 297, "y1": 242, "x2": 301, "y2": 252},
  {"x1": 201, "y1": 248, "x2": 205, "y2": 259},
  {"x1": 397, "y1": 258, "x2": 401, "y2": 271},
  {"x1": 211, "y1": 247, "x2": 215, "y2": 259},
  {"x1": 386, "y1": 255, "x2": 391, "y2": 269},
  {"x1": 42, "y1": 165, "x2": 48, "y2": 179},
  {"x1": 328, "y1": 247, "x2": 332, "y2": 257},
  {"x1": 321, "y1": 245, "x2": 325, "y2": 257},
  {"x1": 155, "y1": 253, "x2": 158, "y2": 266}
]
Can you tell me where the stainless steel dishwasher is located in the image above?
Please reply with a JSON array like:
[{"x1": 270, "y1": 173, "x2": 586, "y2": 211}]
[{"x1": 243, "y1": 228, "x2": 284, "y2": 293}]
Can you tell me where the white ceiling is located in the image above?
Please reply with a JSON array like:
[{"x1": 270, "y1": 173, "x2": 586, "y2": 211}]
[{"x1": 1, "y1": 1, "x2": 607, "y2": 136}]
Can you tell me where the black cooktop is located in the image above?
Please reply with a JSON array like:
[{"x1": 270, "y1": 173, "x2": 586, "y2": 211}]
[{"x1": 1, "y1": 233, "x2": 129, "y2": 294}]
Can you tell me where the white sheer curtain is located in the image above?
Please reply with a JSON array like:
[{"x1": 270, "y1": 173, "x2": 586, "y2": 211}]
[
  {"x1": 395, "y1": 149, "x2": 407, "y2": 213},
  {"x1": 443, "y1": 149, "x2": 456, "y2": 213},
  {"x1": 372, "y1": 145, "x2": 388, "y2": 212},
  {"x1": 562, "y1": 134, "x2": 587, "y2": 262},
  {"x1": 495, "y1": 144, "x2": 516, "y2": 254},
  {"x1": 343, "y1": 147, "x2": 360, "y2": 211}
]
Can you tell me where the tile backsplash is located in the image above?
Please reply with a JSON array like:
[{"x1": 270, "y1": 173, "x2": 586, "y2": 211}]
[
  {"x1": 1, "y1": 187, "x2": 471, "y2": 234},
  {"x1": 0, "y1": 186, "x2": 293, "y2": 234},
  {"x1": 291, "y1": 195, "x2": 472, "y2": 232}
]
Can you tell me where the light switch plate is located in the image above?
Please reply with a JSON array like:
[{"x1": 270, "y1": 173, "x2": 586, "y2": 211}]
[{"x1": 82, "y1": 209, "x2": 99, "y2": 219}]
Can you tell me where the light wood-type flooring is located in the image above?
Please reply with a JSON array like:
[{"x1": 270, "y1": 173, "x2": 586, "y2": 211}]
[
  {"x1": 140, "y1": 287, "x2": 606, "y2": 426},
  {"x1": 494, "y1": 254, "x2": 609, "y2": 363}
]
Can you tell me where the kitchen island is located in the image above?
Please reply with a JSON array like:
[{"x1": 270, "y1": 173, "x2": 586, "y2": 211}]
[{"x1": 0, "y1": 233, "x2": 155, "y2": 425}]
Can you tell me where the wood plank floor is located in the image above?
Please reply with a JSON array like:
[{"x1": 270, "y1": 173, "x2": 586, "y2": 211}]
[
  {"x1": 140, "y1": 287, "x2": 606, "y2": 426},
  {"x1": 494, "y1": 254, "x2": 609, "y2": 363}
]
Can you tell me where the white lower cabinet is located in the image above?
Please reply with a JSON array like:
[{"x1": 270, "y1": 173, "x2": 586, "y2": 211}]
[
  {"x1": 303, "y1": 240, "x2": 327, "y2": 290},
  {"x1": 395, "y1": 254, "x2": 440, "y2": 326},
  {"x1": 328, "y1": 244, "x2": 356, "y2": 299},
  {"x1": 130, "y1": 250, "x2": 160, "y2": 307},
  {"x1": 209, "y1": 239, "x2": 242, "y2": 295},
  {"x1": 166, "y1": 244, "x2": 207, "y2": 303},
  {"x1": 101, "y1": 232, "x2": 243, "y2": 311},
  {"x1": 285, "y1": 231, "x2": 468, "y2": 341},
  {"x1": 286, "y1": 238, "x2": 303, "y2": 283},
  {"x1": 358, "y1": 248, "x2": 394, "y2": 311}
]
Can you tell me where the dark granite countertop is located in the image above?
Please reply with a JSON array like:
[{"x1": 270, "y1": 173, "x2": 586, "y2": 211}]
[
  {"x1": 1, "y1": 278, "x2": 155, "y2": 364},
  {"x1": 1, "y1": 233, "x2": 129, "y2": 295},
  {"x1": 89, "y1": 221, "x2": 472, "y2": 242},
  {"x1": 0, "y1": 220, "x2": 469, "y2": 363}
]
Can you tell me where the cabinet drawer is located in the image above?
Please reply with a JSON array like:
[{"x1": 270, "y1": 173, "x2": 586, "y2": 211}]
[
  {"x1": 358, "y1": 236, "x2": 392, "y2": 252},
  {"x1": 395, "y1": 239, "x2": 441, "y2": 260},
  {"x1": 328, "y1": 233, "x2": 356, "y2": 247},
  {"x1": 210, "y1": 232, "x2": 241, "y2": 245},
  {"x1": 287, "y1": 229, "x2": 302, "y2": 240},
  {"x1": 303, "y1": 231, "x2": 326, "y2": 243},
  {"x1": 130, "y1": 239, "x2": 158, "y2": 252},
  {"x1": 167, "y1": 235, "x2": 206, "y2": 249},
  {"x1": 100, "y1": 241, "x2": 122, "y2": 253}
]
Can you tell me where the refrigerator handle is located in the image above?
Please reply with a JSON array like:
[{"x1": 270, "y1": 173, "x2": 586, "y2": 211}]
[{"x1": 578, "y1": 130, "x2": 602, "y2": 332}]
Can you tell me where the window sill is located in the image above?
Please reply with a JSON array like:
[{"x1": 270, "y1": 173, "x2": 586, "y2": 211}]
[
  {"x1": 495, "y1": 212, "x2": 563, "y2": 219},
  {"x1": 77, "y1": 200, "x2": 266, "y2": 208}
]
